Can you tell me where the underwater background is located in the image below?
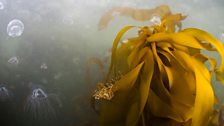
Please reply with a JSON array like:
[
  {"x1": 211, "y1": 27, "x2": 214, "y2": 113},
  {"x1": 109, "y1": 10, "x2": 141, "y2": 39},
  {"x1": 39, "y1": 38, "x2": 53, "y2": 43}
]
[{"x1": 0, "y1": 0, "x2": 224, "y2": 126}]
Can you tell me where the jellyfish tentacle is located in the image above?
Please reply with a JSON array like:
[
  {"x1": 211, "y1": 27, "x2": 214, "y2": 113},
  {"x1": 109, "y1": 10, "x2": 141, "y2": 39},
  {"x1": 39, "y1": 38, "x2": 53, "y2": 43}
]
[{"x1": 24, "y1": 84, "x2": 60, "y2": 120}]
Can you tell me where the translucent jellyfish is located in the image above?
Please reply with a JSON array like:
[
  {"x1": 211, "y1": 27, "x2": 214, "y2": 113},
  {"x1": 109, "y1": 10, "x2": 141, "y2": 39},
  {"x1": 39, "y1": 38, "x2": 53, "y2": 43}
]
[
  {"x1": 0, "y1": 2, "x2": 4, "y2": 10},
  {"x1": 0, "y1": 0, "x2": 6, "y2": 10},
  {"x1": 24, "y1": 84, "x2": 62, "y2": 120},
  {"x1": 72, "y1": 57, "x2": 80, "y2": 65},
  {"x1": 7, "y1": 19, "x2": 24, "y2": 37},
  {"x1": 40, "y1": 63, "x2": 48, "y2": 70},
  {"x1": 0, "y1": 85, "x2": 12, "y2": 102},
  {"x1": 8, "y1": 56, "x2": 19, "y2": 65}
]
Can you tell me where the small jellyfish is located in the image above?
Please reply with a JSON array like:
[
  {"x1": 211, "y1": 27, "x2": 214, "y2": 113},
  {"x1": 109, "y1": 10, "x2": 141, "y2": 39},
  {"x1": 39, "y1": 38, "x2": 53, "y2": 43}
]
[
  {"x1": 0, "y1": 85, "x2": 12, "y2": 102},
  {"x1": 0, "y1": 2, "x2": 4, "y2": 10},
  {"x1": 40, "y1": 63, "x2": 48, "y2": 70},
  {"x1": 7, "y1": 19, "x2": 24, "y2": 37},
  {"x1": 150, "y1": 15, "x2": 161, "y2": 25},
  {"x1": 0, "y1": 0, "x2": 6, "y2": 10},
  {"x1": 24, "y1": 84, "x2": 61, "y2": 120},
  {"x1": 8, "y1": 56, "x2": 19, "y2": 65},
  {"x1": 72, "y1": 57, "x2": 80, "y2": 65}
]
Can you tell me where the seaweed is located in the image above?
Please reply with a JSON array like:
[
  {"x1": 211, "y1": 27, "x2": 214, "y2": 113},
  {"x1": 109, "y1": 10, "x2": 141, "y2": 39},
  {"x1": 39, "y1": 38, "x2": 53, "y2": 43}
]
[
  {"x1": 98, "y1": 5, "x2": 172, "y2": 30},
  {"x1": 93, "y1": 5, "x2": 224, "y2": 126}
]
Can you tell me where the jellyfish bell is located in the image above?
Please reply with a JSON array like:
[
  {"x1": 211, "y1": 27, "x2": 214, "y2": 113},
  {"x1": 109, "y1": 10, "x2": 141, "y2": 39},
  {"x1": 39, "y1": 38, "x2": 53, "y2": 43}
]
[
  {"x1": 24, "y1": 84, "x2": 62, "y2": 120},
  {"x1": 0, "y1": 85, "x2": 14, "y2": 126},
  {"x1": 0, "y1": 85, "x2": 13, "y2": 117},
  {"x1": 0, "y1": 84, "x2": 13, "y2": 102}
]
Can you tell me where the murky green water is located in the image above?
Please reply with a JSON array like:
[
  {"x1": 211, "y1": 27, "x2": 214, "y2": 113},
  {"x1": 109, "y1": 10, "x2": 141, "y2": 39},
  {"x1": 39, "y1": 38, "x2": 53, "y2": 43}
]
[{"x1": 0, "y1": 0, "x2": 223, "y2": 126}]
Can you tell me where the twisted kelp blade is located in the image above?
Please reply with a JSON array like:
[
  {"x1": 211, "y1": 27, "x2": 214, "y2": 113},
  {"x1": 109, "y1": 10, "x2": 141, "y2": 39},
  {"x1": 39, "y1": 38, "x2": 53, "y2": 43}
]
[
  {"x1": 94, "y1": 7, "x2": 224, "y2": 126},
  {"x1": 182, "y1": 28, "x2": 224, "y2": 84},
  {"x1": 174, "y1": 48, "x2": 214, "y2": 126},
  {"x1": 126, "y1": 48, "x2": 154, "y2": 126},
  {"x1": 163, "y1": 51, "x2": 197, "y2": 120},
  {"x1": 107, "y1": 26, "x2": 135, "y2": 80},
  {"x1": 110, "y1": 26, "x2": 152, "y2": 79},
  {"x1": 148, "y1": 89, "x2": 184, "y2": 122},
  {"x1": 127, "y1": 45, "x2": 147, "y2": 69},
  {"x1": 98, "y1": 5, "x2": 171, "y2": 30},
  {"x1": 161, "y1": 13, "x2": 186, "y2": 33},
  {"x1": 148, "y1": 30, "x2": 222, "y2": 125},
  {"x1": 191, "y1": 56, "x2": 214, "y2": 126},
  {"x1": 193, "y1": 53, "x2": 217, "y2": 74},
  {"x1": 148, "y1": 59, "x2": 194, "y2": 122},
  {"x1": 100, "y1": 62, "x2": 144, "y2": 126},
  {"x1": 156, "y1": 50, "x2": 196, "y2": 110},
  {"x1": 147, "y1": 32, "x2": 206, "y2": 49},
  {"x1": 116, "y1": 36, "x2": 146, "y2": 75}
]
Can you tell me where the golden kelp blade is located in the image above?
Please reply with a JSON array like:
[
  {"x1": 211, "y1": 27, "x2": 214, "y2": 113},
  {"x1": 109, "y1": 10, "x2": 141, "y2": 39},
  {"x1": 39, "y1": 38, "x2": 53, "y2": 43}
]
[
  {"x1": 161, "y1": 13, "x2": 186, "y2": 32},
  {"x1": 107, "y1": 26, "x2": 135, "y2": 80},
  {"x1": 98, "y1": 5, "x2": 171, "y2": 30},
  {"x1": 100, "y1": 62, "x2": 144, "y2": 126},
  {"x1": 93, "y1": 5, "x2": 224, "y2": 126},
  {"x1": 191, "y1": 57, "x2": 214, "y2": 126},
  {"x1": 126, "y1": 48, "x2": 154, "y2": 126},
  {"x1": 182, "y1": 28, "x2": 224, "y2": 84}
]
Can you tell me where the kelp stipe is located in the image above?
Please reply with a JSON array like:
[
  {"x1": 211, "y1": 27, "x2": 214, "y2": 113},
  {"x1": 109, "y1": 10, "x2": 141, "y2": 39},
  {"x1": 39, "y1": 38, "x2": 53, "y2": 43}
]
[{"x1": 93, "y1": 5, "x2": 224, "y2": 126}]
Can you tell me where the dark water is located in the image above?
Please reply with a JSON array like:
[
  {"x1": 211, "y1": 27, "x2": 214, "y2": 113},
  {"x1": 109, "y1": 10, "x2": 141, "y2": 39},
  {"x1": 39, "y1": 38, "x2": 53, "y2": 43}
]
[{"x1": 0, "y1": 0, "x2": 224, "y2": 126}]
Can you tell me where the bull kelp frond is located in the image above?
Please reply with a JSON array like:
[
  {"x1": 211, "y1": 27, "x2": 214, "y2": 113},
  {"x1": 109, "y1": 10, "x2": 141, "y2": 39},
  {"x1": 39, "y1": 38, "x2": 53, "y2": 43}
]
[
  {"x1": 93, "y1": 9, "x2": 224, "y2": 126},
  {"x1": 98, "y1": 5, "x2": 172, "y2": 30}
]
